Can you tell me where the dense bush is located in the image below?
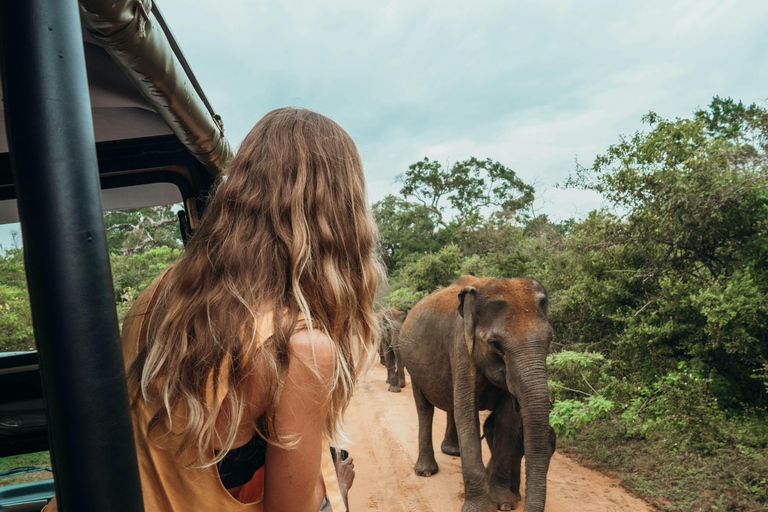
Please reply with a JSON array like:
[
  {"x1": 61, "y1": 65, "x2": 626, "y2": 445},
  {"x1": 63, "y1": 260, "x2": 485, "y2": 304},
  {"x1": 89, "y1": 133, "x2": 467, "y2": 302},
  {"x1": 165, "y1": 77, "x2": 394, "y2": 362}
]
[
  {"x1": 0, "y1": 207, "x2": 181, "y2": 351},
  {"x1": 0, "y1": 248, "x2": 34, "y2": 352}
]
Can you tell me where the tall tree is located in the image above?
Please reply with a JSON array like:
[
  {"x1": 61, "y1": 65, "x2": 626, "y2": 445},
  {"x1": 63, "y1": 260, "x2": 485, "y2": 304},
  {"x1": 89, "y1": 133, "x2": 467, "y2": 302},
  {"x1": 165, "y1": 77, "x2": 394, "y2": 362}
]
[
  {"x1": 399, "y1": 157, "x2": 535, "y2": 227},
  {"x1": 373, "y1": 195, "x2": 444, "y2": 271}
]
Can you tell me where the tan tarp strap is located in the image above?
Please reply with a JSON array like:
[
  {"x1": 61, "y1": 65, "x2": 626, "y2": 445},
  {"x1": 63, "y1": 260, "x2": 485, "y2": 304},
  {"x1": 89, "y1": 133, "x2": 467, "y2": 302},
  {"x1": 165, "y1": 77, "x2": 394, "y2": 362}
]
[{"x1": 321, "y1": 439, "x2": 346, "y2": 512}]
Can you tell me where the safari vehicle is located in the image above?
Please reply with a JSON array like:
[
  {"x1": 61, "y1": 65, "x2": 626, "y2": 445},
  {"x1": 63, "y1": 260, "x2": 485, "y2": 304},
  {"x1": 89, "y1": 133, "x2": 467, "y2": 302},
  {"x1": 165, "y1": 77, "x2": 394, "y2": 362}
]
[{"x1": 0, "y1": 1, "x2": 231, "y2": 510}]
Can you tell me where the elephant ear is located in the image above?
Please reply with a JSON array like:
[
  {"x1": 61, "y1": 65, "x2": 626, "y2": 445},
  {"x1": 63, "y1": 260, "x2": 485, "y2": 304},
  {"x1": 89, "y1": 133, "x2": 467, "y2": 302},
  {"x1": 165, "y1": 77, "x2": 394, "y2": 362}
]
[{"x1": 458, "y1": 286, "x2": 477, "y2": 355}]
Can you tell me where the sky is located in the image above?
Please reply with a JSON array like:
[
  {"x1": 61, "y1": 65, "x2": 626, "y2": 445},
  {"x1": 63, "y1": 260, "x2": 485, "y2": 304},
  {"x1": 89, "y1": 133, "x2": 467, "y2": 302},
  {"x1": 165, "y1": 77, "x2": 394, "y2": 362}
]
[
  {"x1": 1, "y1": 0, "x2": 767, "y2": 250},
  {"x1": 156, "y1": 0, "x2": 768, "y2": 222}
]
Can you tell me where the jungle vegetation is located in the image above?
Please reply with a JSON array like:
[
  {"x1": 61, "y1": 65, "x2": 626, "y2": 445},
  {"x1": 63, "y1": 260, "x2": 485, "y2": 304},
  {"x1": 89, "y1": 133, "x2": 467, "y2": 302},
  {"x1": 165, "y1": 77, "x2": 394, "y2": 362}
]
[
  {"x1": 0, "y1": 97, "x2": 766, "y2": 510},
  {"x1": 0, "y1": 205, "x2": 182, "y2": 353}
]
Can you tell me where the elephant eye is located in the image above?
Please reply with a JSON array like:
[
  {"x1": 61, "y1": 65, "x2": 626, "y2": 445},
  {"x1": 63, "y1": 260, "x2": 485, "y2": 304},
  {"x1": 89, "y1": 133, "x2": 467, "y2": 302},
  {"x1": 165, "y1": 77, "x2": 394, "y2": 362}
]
[{"x1": 489, "y1": 339, "x2": 504, "y2": 355}]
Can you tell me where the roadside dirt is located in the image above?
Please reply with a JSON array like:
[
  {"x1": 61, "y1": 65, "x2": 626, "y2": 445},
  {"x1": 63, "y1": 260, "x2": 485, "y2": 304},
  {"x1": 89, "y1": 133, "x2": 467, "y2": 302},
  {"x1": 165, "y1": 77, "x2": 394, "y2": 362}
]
[{"x1": 344, "y1": 364, "x2": 657, "y2": 512}]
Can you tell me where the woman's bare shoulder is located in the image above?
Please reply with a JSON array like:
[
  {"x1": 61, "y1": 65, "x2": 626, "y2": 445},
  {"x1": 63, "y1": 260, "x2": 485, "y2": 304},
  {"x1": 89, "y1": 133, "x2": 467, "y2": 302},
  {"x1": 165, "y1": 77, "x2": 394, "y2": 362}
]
[{"x1": 289, "y1": 328, "x2": 335, "y2": 376}]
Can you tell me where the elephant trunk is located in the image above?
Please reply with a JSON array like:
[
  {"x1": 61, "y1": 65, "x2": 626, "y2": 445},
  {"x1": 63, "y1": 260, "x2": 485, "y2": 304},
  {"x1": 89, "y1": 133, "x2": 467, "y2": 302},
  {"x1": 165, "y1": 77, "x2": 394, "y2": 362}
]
[{"x1": 508, "y1": 351, "x2": 550, "y2": 512}]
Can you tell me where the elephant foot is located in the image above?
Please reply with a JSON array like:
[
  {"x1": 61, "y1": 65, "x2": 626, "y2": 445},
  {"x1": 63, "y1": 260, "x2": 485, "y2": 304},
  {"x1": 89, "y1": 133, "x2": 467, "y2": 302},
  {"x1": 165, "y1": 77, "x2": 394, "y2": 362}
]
[
  {"x1": 460, "y1": 497, "x2": 498, "y2": 512},
  {"x1": 387, "y1": 384, "x2": 402, "y2": 393},
  {"x1": 440, "y1": 438, "x2": 460, "y2": 457},
  {"x1": 489, "y1": 486, "x2": 518, "y2": 511},
  {"x1": 399, "y1": 379, "x2": 406, "y2": 389},
  {"x1": 414, "y1": 456, "x2": 438, "y2": 477}
]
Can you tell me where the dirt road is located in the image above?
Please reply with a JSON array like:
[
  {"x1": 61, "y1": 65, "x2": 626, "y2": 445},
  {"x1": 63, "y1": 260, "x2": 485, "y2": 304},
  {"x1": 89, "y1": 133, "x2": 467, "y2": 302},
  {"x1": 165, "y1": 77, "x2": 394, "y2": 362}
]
[{"x1": 344, "y1": 364, "x2": 656, "y2": 512}]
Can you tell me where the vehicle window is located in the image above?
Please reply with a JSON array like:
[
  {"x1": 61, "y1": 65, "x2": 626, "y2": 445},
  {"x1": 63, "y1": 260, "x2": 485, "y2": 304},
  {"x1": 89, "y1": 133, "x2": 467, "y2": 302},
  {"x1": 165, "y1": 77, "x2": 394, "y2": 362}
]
[
  {"x1": 0, "y1": 182, "x2": 185, "y2": 488},
  {"x1": 107, "y1": 203, "x2": 183, "y2": 323}
]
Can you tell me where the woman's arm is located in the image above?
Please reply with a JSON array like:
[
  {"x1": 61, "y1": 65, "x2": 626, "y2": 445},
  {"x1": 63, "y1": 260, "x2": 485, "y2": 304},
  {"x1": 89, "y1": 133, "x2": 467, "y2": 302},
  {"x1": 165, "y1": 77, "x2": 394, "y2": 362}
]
[{"x1": 263, "y1": 328, "x2": 335, "y2": 512}]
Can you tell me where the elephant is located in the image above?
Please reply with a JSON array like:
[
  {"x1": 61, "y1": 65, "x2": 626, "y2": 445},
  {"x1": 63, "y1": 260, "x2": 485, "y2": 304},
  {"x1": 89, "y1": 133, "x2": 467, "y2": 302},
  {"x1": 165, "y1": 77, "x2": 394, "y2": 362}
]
[
  {"x1": 378, "y1": 308, "x2": 407, "y2": 392},
  {"x1": 441, "y1": 400, "x2": 557, "y2": 503},
  {"x1": 399, "y1": 275, "x2": 553, "y2": 512},
  {"x1": 481, "y1": 403, "x2": 556, "y2": 502},
  {"x1": 441, "y1": 401, "x2": 557, "y2": 500}
]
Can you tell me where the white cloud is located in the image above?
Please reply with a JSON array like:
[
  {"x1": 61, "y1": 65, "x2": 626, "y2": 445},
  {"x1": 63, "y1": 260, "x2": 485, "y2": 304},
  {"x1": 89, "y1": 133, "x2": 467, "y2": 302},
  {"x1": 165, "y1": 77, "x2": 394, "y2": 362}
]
[{"x1": 671, "y1": 0, "x2": 739, "y2": 36}]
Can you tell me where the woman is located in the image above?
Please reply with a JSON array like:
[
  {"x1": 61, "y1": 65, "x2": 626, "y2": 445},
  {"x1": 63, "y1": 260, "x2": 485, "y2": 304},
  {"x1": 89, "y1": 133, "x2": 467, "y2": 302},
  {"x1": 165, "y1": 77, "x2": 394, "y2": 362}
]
[{"x1": 44, "y1": 108, "x2": 380, "y2": 511}]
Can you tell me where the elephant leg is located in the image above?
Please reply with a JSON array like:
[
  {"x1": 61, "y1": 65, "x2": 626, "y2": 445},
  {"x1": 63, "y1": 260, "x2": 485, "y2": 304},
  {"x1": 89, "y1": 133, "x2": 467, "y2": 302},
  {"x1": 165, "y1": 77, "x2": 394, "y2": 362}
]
[
  {"x1": 482, "y1": 410, "x2": 495, "y2": 449},
  {"x1": 486, "y1": 395, "x2": 519, "y2": 510},
  {"x1": 412, "y1": 382, "x2": 438, "y2": 477},
  {"x1": 392, "y1": 328, "x2": 407, "y2": 389},
  {"x1": 548, "y1": 425, "x2": 557, "y2": 458},
  {"x1": 384, "y1": 347, "x2": 400, "y2": 392},
  {"x1": 441, "y1": 410, "x2": 461, "y2": 456},
  {"x1": 394, "y1": 345, "x2": 406, "y2": 389},
  {"x1": 509, "y1": 417, "x2": 524, "y2": 501},
  {"x1": 379, "y1": 335, "x2": 386, "y2": 366},
  {"x1": 452, "y1": 371, "x2": 496, "y2": 512}
]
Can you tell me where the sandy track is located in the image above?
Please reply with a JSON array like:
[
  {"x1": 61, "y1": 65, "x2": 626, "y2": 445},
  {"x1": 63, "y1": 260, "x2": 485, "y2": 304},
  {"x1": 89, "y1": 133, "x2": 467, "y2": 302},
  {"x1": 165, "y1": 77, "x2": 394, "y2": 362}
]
[{"x1": 344, "y1": 365, "x2": 656, "y2": 512}]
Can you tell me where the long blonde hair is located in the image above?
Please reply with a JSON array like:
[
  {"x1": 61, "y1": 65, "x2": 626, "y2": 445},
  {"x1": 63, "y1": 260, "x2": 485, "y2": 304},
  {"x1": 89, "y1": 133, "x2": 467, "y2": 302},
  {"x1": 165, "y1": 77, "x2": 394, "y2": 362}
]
[{"x1": 127, "y1": 107, "x2": 382, "y2": 465}]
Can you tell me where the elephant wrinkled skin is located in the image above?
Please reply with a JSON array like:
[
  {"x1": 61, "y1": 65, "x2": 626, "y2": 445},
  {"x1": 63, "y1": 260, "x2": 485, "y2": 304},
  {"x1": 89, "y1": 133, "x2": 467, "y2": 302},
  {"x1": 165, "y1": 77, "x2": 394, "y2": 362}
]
[
  {"x1": 378, "y1": 308, "x2": 407, "y2": 392},
  {"x1": 481, "y1": 400, "x2": 557, "y2": 502},
  {"x1": 400, "y1": 276, "x2": 553, "y2": 512}
]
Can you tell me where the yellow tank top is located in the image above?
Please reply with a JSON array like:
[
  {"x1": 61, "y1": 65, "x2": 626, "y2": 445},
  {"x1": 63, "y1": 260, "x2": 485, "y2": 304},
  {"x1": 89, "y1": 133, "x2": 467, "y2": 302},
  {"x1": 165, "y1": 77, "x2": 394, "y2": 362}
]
[{"x1": 43, "y1": 267, "x2": 345, "y2": 512}]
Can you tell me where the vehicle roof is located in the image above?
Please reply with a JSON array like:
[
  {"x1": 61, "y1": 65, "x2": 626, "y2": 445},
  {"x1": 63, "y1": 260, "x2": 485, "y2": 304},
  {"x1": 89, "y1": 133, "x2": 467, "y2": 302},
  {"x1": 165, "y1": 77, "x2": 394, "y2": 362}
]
[
  {"x1": 0, "y1": 11, "x2": 226, "y2": 222},
  {"x1": 0, "y1": 29, "x2": 175, "y2": 154}
]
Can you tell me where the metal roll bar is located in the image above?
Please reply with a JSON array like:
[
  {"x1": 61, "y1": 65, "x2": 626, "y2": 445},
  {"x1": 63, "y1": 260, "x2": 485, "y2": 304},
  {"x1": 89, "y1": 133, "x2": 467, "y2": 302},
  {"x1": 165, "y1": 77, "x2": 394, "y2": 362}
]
[
  {"x1": 0, "y1": 0, "x2": 144, "y2": 510},
  {"x1": 79, "y1": 0, "x2": 234, "y2": 175}
]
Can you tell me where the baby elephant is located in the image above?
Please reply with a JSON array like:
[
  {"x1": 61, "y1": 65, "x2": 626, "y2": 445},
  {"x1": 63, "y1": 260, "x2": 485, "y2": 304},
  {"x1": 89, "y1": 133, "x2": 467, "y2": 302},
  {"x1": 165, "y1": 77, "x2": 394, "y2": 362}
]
[
  {"x1": 482, "y1": 400, "x2": 557, "y2": 502},
  {"x1": 378, "y1": 308, "x2": 407, "y2": 392}
]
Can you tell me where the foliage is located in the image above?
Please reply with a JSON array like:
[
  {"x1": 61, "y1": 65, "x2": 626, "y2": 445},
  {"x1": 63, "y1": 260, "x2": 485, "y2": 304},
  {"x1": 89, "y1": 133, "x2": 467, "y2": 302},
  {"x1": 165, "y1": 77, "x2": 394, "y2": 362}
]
[
  {"x1": 111, "y1": 245, "x2": 180, "y2": 322},
  {"x1": 560, "y1": 417, "x2": 768, "y2": 512},
  {"x1": 0, "y1": 207, "x2": 182, "y2": 352},
  {"x1": 2, "y1": 96, "x2": 767, "y2": 509},
  {"x1": 0, "y1": 284, "x2": 34, "y2": 352},
  {"x1": 547, "y1": 350, "x2": 616, "y2": 437},
  {"x1": 399, "y1": 157, "x2": 534, "y2": 228},
  {"x1": 0, "y1": 248, "x2": 34, "y2": 351},
  {"x1": 379, "y1": 158, "x2": 546, "y2": 321},
  {"x1": 560, "y1": 96, "x2": 768, "y2": 407},
  {"x1": 550, "y1": 397, "x2": 615, "y2": 438},
  {"x1": 386, "y1": 287, "x2": 428, "y2": 312},
  {"x1": 372, "y1": 195, "x2": 445, "y2": 271},
  {"x1": 397, "y1": 244, "x2": 464, "y2": 293},
  {"x1": 105, "y1": 205, "x2": 182, "y2": 254}
]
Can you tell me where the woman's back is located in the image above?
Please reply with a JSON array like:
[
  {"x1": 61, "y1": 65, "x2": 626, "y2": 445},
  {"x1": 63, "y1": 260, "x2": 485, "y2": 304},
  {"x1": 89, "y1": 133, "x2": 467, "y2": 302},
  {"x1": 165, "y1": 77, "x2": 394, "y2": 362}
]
[
  {"x1": 120, "y1": 269, "x2": 265, "y2": 511},
  {"x1": 45, "y1": 108, "x2": 379, "y2": 512}
]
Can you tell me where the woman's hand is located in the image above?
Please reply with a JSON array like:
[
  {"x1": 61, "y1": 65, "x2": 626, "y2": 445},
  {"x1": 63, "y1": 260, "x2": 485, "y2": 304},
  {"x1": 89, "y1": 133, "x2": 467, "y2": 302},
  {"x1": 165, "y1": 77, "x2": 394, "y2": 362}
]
[{"x1": 263, "y1": 329, "x2": 334, "y2": 512}]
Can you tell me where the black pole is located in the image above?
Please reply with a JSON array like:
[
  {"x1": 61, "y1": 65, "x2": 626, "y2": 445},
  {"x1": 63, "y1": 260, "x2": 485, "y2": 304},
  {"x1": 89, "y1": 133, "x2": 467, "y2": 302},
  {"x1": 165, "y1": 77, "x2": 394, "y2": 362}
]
[{"x1": 0, "y1": 1, "x2": 144, "y2": 511}]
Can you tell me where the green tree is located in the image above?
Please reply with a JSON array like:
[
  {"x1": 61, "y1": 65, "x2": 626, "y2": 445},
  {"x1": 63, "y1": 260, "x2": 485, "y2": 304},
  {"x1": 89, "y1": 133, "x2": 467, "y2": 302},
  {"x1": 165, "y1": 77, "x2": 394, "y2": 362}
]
[
  {"x1": 400, "y1": 157, "x2": 535, "y2": 228},
  {"x1": 561, "y1": 97, "x2": 768, "y2": 406},
  {"x1": 399, "y1": 243, "x2": 464, "y2": 293},
  {"x1": 372, "y1": 195, "x2": 445, "y2": 271},
  {"x1": 105, "y1": 205, "x2": 182, "y2": 254},
  {"x1": 0, "y1": 247, "x2": 34, "y2": 351}
]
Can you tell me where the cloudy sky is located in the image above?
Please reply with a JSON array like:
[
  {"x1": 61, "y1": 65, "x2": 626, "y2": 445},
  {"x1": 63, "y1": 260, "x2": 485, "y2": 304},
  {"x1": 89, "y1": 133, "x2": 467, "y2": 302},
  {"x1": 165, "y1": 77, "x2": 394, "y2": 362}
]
[
  {"x1": 1, "y1": 0, "x2": 765, "y2": 251},
  {"x1": 156, "y1": 0, "x2": 768, "y2": 222}
]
